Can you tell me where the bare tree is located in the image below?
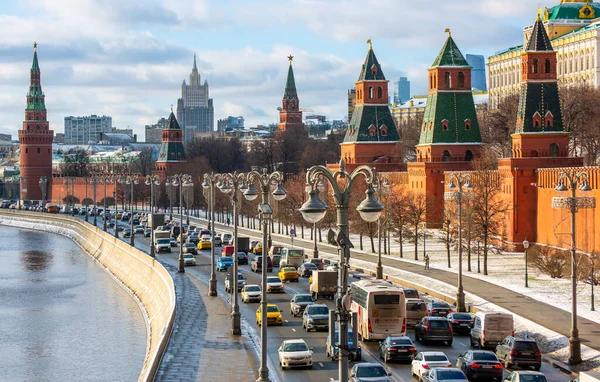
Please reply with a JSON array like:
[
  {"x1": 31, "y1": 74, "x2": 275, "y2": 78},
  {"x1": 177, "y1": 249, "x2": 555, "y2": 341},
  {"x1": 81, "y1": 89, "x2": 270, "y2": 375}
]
[
  {"x1": 132, "y1": 147, "x2": 155, "y2": 176},
  {"x1": 477, "y1": 94, "x2": 519, "y2": 158},
  {"x1": 406, "y1": 191, "x2": 427, "y2": 261}
]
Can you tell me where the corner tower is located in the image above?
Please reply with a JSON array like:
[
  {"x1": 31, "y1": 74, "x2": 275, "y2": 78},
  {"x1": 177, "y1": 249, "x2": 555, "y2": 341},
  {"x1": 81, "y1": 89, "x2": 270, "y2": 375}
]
[
  {"x1": 155, "y1": 109, "x2": 187, "y2": 179},
  {"x1": 340, "y1": 41, "x2": 401, "y2": 172},
  {"x1": 277, "y1": 55, "x2": 304, "y2": 133},
  {"x1": 19, "y1": 43, "x2": 54, "y2": 204}
]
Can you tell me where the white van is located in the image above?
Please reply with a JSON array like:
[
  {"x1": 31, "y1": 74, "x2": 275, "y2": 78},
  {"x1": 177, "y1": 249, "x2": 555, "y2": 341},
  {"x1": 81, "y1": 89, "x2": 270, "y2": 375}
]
[{"x1": 470, "y1": 311, "x2": 514, "y2": 349}]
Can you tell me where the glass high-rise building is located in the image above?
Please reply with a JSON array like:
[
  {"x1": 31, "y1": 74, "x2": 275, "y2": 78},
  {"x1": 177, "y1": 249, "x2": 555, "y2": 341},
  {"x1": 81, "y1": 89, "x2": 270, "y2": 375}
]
[
  {"x1": 392, "y1": 77, "x2": 410, "y2": 104},
  {"x1": 466, "y1": 54, "x2": 487, "y2": 91}
]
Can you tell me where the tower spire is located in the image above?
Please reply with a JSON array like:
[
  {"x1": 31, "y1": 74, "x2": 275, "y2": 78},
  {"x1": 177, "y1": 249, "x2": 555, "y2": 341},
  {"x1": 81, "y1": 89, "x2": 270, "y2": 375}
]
[
  {"x1": 283, "y1": 57, "x2": 298, "y2": 100},
  {"x1": 193, "y1": 53, "x2": 197, "y2": 70},
  {"x1": 31, "y1": 42, "x2": 40, "y2": 72}
]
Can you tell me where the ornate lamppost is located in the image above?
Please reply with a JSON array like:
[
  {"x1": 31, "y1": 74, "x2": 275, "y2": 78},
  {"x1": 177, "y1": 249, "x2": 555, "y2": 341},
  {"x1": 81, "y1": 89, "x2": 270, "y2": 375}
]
[
  {"x1": 523, "y1": 238, "x2": 530, "y2": 288},
  {"x1": 38, "y1": 176, "x2": 48, "y2": 211},
  {"x1": 146, "y1": 175, "x2": 161, "y2": 258},
  {"x1": 167, "y1": 174, "x2": 193, "y2": 273},
  {"x1": 554, "y1": 170, "x2": 595, "y2": 365},
  {"x1": 299, "y1": 160, "x2": 383, "y2": 382},
  {"x1": 244, "y1": 169, "x2": 287, "y2": 382},
  {"x1": 203, "y1": 173, "x2": 222, "y2": 297},
  {"x1": 100, "y1": 175, "x2": 110, "y2": 232},
  {"x1": 374, "y1": 174, "x2": 390, "y2": 279},
  {"x1": 121, "y1": 174, "x2": 139, "y2": 247},
  {"x1": 445, "y1": 172, "x2": 472, "y2": 313},
  {"x1": 591, "y1": 253, "x2": 596, "y2": 312},
  {"x1": 113, "y1": 176, "x2": 120, "y2": 239},
  {"x1": 218, "y1": 171, "x2": 248, "y2": 336}
]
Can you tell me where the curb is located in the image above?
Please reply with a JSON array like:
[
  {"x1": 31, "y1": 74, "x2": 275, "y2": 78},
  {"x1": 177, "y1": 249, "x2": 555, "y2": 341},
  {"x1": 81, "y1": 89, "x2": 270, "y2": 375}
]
[{"x1": 543, "y1": 356, "x2": 574, "y2": 376}]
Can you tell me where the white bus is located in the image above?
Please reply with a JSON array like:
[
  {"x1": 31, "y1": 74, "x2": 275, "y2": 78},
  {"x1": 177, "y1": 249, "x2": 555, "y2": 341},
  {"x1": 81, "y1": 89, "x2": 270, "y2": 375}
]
[
  {"x1": 350, "y1": 279, "x2": 406, "y2": 341},
  {"x1": 279, "y1": 248, "x2": 305, "y2": 269}
]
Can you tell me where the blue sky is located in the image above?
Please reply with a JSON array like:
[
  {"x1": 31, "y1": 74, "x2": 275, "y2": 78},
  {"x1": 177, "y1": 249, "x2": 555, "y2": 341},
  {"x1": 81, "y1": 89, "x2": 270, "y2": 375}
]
[{"x1": 0, "y1": 0, "x2": 545, "y2": 140}]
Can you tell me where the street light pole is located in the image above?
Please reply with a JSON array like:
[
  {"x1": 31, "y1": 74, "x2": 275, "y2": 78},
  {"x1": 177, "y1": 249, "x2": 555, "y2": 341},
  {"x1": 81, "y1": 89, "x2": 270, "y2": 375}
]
[
  {"x1": 102, "y1": 176, "x2": 109, "y2": 232},
  {"x1": 169, "y1": 174, "x2": 193, "y2": 273},
  {"x1": 554, "y1": 170, "x2": 595, "y2": 365},
  {"x1": 245, "y1": 169, "x2": 286, "y2": 382},
  {"x1": 123, "y1": 174, "x2": 139, "y2": 247},
  {"x1": 300, "y1": 160, "x2": 383, "y2": 382},
  {"x1": 591, "y1": 253, "x2": 596, "y2": 312},
  {"x1": 38, "y1": 176, "x2": 48, "y2": 212},
  {"x1": 146, "y1": 175, "x2": 161, "y2": 258},
  {"x1": 375, "y1": 174, "x2": 390, "y2": 279},
  {"x1": 523, "y1": 238, "x2": 530, "y2": 288},
  {"x1": 446, "y1": 173, "x2": 473, "y2": 313},
  {"x1": 114, "y1": 176, "x2": 120, "y2": 239},
  {"x1": 203, "y1": 173, "x2": 221, "y2": 297}
]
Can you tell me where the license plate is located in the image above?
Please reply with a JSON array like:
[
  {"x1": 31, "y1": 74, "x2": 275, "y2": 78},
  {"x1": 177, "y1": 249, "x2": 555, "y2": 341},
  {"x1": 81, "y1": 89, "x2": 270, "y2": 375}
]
[
  {"x1": 521, "y1": 352, "x2": 531, "y2": 356},
  {"x1": 397, "y1": 349, "x2": 407, "y2": 353},
  {"x1": 461, "y1": 324, "x2": 468, "y2": 326},
  {"x1": 483, "y1": 365, "x2": 494, "y2": 368}
]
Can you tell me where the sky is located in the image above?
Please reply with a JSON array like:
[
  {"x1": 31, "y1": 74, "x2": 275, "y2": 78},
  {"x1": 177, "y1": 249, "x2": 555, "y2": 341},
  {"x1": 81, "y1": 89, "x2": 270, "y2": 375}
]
[{"x1": 0, "y1": 0, "x2": 547, "y2": 141}]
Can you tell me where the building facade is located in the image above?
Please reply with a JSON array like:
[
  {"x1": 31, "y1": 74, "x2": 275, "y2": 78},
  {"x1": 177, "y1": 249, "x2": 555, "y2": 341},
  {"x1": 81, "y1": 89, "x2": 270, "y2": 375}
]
[
  {"x1": 64, "y1": 115, "x2": 112, "y2": 144},
  {"x1": 217, "y1": 116, "x2": 245, "y2": 132},
  {"x1": 466, "y1": 54, "x2": 487, "y2": 91},
  {"x1": 392, "y1": 77, "x2": 411, "y2": 104},
  {"x1": 176, "y1": 54, "x2": 214, "y2": 139},
  {"x1": 488, "y1": 1, "x2": 600, "y2": 108},
  {"x1": 145, "y1": 117, "x2": 168, "y2": 143},
  {"x1": 19, "y1": 43, "x2": 54, "y2": 203},
  {"x1": 347, "y1": 89, "x2": 356, "y2": 122},
  {"x1": 0, "y1": 133, "x2": 12, "y2": 141}
]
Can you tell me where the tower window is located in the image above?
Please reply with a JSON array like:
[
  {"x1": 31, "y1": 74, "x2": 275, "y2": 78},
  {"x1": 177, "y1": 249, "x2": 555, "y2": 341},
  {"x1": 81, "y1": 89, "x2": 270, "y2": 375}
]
[
  {"x1": 458, "y1": 72, "x2": 465, "y2": 88},
  {"x1": 444, "y1": 72, "x2": 451, "y2": 88},
  {"x1": 533, "y1": 58, "x2": 539, "y2": 74},
  {"x1": 464, "y1": 119, "x2": 471, "y2": 130},
  {"x1": 377, "y1": 87, "x2": 383, "y2": 99},
  {"x1": 26, "y1": 148, "x2": 28, "y2": 153},
  {"x1": 368, "y1": 125, "x2": 376, "y2": 136},
  {"x1": 37, "y1": 148, "x2": 40, "y2": 154},
  {"x1": 545, "y1": 58, "x2": 551, "y2": 74},
  {"x1": 549, "y1": 143, "x2": 559, "y2": 157},
  {"x1": 369, "y1": 87, "x2": 373, "y2": 99},
  {"x1": 441, "y1": 119, "x2": 449, "y2": 131},
  {"x1": 380, "y1": 125, "x2": 388, "y2": 136},
  {"x1": 442, "y1": 150, "x2": 451, "y2": 162},
  {"x1": 465, "y1": 150, "x2": 473, "y2": 161}
]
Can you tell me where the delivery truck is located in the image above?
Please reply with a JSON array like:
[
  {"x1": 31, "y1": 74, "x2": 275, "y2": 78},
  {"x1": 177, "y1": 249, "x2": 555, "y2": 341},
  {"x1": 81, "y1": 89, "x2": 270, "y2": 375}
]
[{"x1": 310, "y1": 270, "x2": 337, "y2": 300}]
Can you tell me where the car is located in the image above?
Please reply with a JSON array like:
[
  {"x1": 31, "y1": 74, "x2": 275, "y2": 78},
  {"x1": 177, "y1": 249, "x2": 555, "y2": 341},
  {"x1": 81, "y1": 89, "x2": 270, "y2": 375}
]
[
  {"x1": 504, "y1": 371, "x2": 547, "y2": 382},
  {"x1": 471, "y1": 312, "x2": 515, "y2": 349},
  {"x1": 415, "y1": 317, "x2": 453, "y2": 345},
  {"x1": 495, "y1": 336, "x2": 542, "y2": 370},
  {"x1": 117, "y1": 225, "x2": 125, "y2": 232},
  {"x1": 144, "y1": 228, "x2": 152, "y2": 237},
  {"x1": 183, "y1": 242, "x2": 198, "y2": 255},
  {"x1": 278, "y1": 267, "x2": 299, "y2": 282},
  {"x1": 278, "y1": 339, "x2": 313, "y2": 370},
  {"x1": 241, "y1": 285, "x2": 262, "y2": 303},
  {"x1": 456, "y1": 350, "x2": 504, "y2": 382},
  {"x1": 183, "y1": 253, "x2": 196, "y2": 266},
  {"x1": 256, "y1": 303, "x2": 283, "y2": 326},
  {"x1": 270, "y1": 254, "x2": 281, "y2": 268},
  {"x1": 290, "y1": 294, "x2": 315, "y2": 317},
  {"x1": 298, "y1": 262, "x2": 317, "y2": 277},
  {"x1": 306, "y1": 258, "x2": 324, "y2": 270},
  {"x1": 198, "y1": 236, "x2": 212, "y2": 250},
  {"x1": 123, "y1": 228, "x2": 133, "y2": 238},
  {"x1": 187, "y1": 233, "x2": 200, "y2": 244},
  {"x1": 269, "y1": 245, "x2": 284, "y2": 257},
  {"x1": 447, "y1": 312, "x2": 474, "y2": 334},
  {"x1": 133, "y1": 225, "x2": 144, "y2": 234},
  {"x1": 225, "y1": 272, "x2": 246, "y2": 293},
  {"x1": 213, "y1": 235, "x2": 222, "y2": 246},
  {"x1": 302, "y1": 303, "x2": 329, "y2": 332},
  {"x1": 237, "y1": 251, "x2": 249, "y2": 265},
  {"x1": 349, "y1": 363, "x2": 391, "y2": 382},
  {"x1": 221, "y1": 245, "x2": 235, "y2": 256},
  {"x1": 250, "y1": 240, "x2": 259, "y2": 251},
  {"x1": 266, "y1": 276, "x2": 285, "y2": 293},
  {"x1": 428, "y1": 300, "x2": 454, "y2": 317},
  {"x1": 216, "y1": 256, "x2": 234, "y2": 272},
  {"x1": 421, "y1": 368, "x2": 468, "y2": 382},
  {"x1": 253, "y1": 242, "x2": 265, "y2": 255},
  {"x1": 221, "y1": 233, "x2": 233, "y2": 245},
  {"x1": 326, "y1": 329, "x2": 361, "y2": 361},
  {"x1": 411, "y1": 352, "x2": 452, "y2": 378},
  {"x1": 169, "y1": 238, "x2": 178, "y2": 247},
  {"x1": 326, "y1": 262, "x2": 339, "y2": 271},
  {"x1": 403, "y1": 287, "x2": 420, "y2": 299},
  {"x1": 379, "y1": 336, "x2": 417, "y2": 363},
  {"x1": 251, "y1": 255, "x2": 273, "y2": 273},
  {"x1": 155, "y1": 238, "x2": 172, "y2": 253}
]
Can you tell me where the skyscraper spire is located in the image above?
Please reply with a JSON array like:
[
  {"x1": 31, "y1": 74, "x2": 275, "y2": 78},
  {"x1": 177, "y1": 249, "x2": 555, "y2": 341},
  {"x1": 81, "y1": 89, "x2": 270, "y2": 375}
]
[
  {"x1": 193, "y1": 53, "x2": 198, "y2": 71},
  {"x1": 189, "y1": 54, "x2": 200, "y2": 86}
]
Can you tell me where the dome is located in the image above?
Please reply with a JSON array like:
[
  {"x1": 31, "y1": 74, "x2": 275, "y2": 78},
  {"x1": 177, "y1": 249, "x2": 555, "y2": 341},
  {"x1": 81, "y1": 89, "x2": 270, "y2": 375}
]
[{"x1": 545, "y1": 1, "x2": 600, "y2": 21}]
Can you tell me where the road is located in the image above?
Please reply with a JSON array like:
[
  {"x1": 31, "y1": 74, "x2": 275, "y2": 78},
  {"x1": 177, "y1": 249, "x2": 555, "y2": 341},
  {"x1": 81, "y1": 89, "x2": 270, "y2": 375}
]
[{"x1": 80, "y1": 212, "x2": 572, "y2": 382}]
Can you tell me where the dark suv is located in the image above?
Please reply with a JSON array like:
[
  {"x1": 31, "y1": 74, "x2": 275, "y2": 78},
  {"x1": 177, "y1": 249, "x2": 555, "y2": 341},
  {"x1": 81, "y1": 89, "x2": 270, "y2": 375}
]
[
  {"x1": 251, "y1": 255, "x2": 273, "y2": 273},
  {"x1": 415, "y1": 317, "x2": 453, "y2": 345},
  {"x1": 427, "y1": 300, "x2": 454, "y2": 317},
  {"x1": 495, "y1": 336, "x2": 542, "y2": 370}
]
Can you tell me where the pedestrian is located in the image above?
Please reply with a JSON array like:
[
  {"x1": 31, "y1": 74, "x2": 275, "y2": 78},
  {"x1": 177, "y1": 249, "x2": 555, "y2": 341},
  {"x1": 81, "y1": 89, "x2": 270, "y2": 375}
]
[
  {"x1": 424, "y1": 254, "x2": 430, "y2": 270},
  {"x1": 227, "y1": 217, "x2": 230, "y2": 226}
]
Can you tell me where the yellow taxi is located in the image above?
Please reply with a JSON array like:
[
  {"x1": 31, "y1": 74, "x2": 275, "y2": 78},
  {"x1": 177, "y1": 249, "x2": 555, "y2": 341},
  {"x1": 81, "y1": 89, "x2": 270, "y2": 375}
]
[
  {"x1": 197, "y1": 235, "x2": 212, "y2": 250},
  {"x1": 256, "y1": 303, "x2": 283, "y2": 326},
  {"x1": 278, "y1": 267, "x2": 299, "y2": 282},
  {"x1": 253, "y1": 242, "x2": 264, "y2": 255}
]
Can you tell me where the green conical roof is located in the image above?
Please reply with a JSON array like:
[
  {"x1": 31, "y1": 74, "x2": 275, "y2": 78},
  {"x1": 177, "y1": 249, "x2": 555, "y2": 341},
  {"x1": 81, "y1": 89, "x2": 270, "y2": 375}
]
[
  {"x1": 164, "y1": 111, "x2": 181, "y2": 130},
  {"x1": 526, "y1": 18, "x2": 553, "y2": 52},
  {"x1": 283, "y1": 63, "x2": 298, "y2": 100},
  {"x1": 431, "y1": 35, "x2": 470, "y2": 68},
  {"x1": 358, "y1": 47, "x2": 386, "y2": 81},
  {"x1": 31, "y1": 50, "x2": 39, "y2": 72}
]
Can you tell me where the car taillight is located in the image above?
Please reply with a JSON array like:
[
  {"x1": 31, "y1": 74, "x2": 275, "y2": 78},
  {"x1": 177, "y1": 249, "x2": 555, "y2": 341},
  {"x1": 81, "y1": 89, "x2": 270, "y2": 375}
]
[
  {"x1": 509, "y1": 350, "x2": 517, "y2": 355},
  {"x1": 469, "y1": 321, "x2": 473, "y2": 325},
  {"x1": 448, "y1": 309, "x2": 454, "y2": 313},
  {"x1": 447, "y1": 364, "x2": 452, "y2": 367},
  {"x1": 388, "y1": 348, "x2": 397, "y2": 352},
  {"x1": 482, "y1": 330, "x2": 486, "y2": 341},
  {"x1": 368, "y1": 318, "x2": 373, "y2": 333},
  {"x1": 431, "y1": 309, "x2": 438, "y2": 313},
  {"x1": 449, "y1": 325, "x2": 453, "y2": 334},
  {"x1": 470, "y1": 363, "x2": 481, "y2": 369},
  {"x1": 425, "y1": 324, "x2": 429, "y2": 333},
  {"x1": 422, "y1": 365, "x2": 430, "y2": 369},
  {"x1": 452, "y1": 320, "x2": 459, "y2": 324},
  {"x1": 534, "y1": 351, "x2": 542, "y2": 356},
  {"x1": 408, "y1": 347, "x2": 416, "y2": 351},
  {"x1": 402, "y1": 318, "x2": 406, "y2": 334},
  {"x1": 494, "y1": 364, "x2": 503, "y2": 369}
]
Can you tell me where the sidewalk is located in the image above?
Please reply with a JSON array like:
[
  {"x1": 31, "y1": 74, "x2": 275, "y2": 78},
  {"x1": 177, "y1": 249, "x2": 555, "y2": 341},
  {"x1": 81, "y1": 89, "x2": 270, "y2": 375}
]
[
  {"x1": 152, "y1": 261, "x2": 258, "y2": 382},
  {"x1": 189, "y1": 215, "x2": 600, "y2": 357}
]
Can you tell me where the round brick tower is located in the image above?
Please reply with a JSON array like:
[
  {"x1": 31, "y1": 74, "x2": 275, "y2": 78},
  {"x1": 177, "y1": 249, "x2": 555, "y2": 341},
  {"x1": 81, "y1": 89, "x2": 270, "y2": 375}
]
[{"x1": 19, "y1": 43, "x2": 54, "y2": 204}]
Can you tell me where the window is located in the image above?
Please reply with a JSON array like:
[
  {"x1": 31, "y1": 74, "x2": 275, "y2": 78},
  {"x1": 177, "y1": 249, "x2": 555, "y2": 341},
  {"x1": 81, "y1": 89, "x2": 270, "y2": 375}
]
[
  {"x1": 444, "y1": 72, "x2": 451, "y2": 88},
  {"x1": 442, "y1": 150, "x2": 451, "y2": 162},
  {"x1": 368, "y1": 125, "x2": 376, "y2": 136},
  {"x1": 369, "y1": 87, "x2": 373, "y2": 99},
  {"x1": 26, "y1": 148, "x2": 28, "y2": 153},
  {"x1": 380, "y1": 125, "x2": 388, "y2": 136},
  {"x1": 534, "y1": 120, "x2": 539, "y2": 127},
  {"x1": 441, "y1": 120, "x2": 449, "y2": 131},
  {"x1": 430, "y1": 75, "x2": 433, "y2": 89},
  {"x1": 533, "y1": 58, "x2": 539, "y2": 74},
  {"x1": 465, "y1": 150, "x2": 473, "y2": 161},
  {"x1": 464, "y1": 119, "x2": 471, "y2": 130},
  {"x1": 549, "y1": 143, "x2": 559, "y2": 157},
  {"x1": 37, "y1": 148, "x2": 40, "y2": 154},
  {"x1": 531, "y1": 150, "x2": 539, "y2": 157},
  {"x1": 458, "y1": 72, "x2": 465, "y2": 88},
  {"x1": 545, "y1": 58, "x2": 551, "y2": 74},
  {"x1": 377, "y1": 86, "x2": 383, "y2": 99}
]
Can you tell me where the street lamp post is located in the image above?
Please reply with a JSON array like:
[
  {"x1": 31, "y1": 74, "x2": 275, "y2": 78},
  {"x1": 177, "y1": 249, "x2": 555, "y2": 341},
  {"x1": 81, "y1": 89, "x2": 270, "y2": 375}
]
[
  {"x1": 122, "y1": 175, "x2": 139, "y2": 247},
  {"x1": 114, "y1": 176, "x2": 120, "y2": 239},
  {"x1": 89, "y1": 175, "x2": 98, "y2": 226},
  {"x1": 167, "y1": 182, "x2": 175, "y2": 221},
  {"x1": 245, "y1": 169, "x2": 286, "y2": 382},
  {"x1": 591, "y1": 253, "x2": 596, "y2": 312},
  {"x1": 102, "y1": 176, "x2": 109, "y2": 232},
  {"x1": 145, "y1": 175, "x2": 161, "y2": 258},
  {"x1": 203, "y1": 173, "x2": 222, "y2": 297},
  {"x1": 168, "y1": 174, "x2": 193, "y2": 273},
  {"x1": 218, "y1": 171, "x2": 248, "y2": 336},
  {"x1": 446, "y1": 173, "x2": 473, "y2": 313},
  {"x1": 300, "y1": 160, "x2": 383, "y2": 382},
  {"x1": 84, "y1": 176, "x2": 89, "y2": 222},
  {"x1": 523, "y1": 238, "x2": 530, "y2": 288},
  {"x1": 38, "y1": 176, "x2": 48, "y2": 212},
  {"x1": 554, "y1": 170, "x2": 595, "y2": 365},
  {"x1": 375, "y1": 174, "x2": 390, "y2": 279}
]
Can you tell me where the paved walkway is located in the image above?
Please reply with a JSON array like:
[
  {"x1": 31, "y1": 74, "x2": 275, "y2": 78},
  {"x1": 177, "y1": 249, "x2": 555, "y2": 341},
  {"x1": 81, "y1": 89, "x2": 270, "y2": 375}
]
[
  {"x1": 154, "y1": 261, "x2": 257, "y2": 382},
  {"x1": 190, "y1": 215, "x2": 600, "y2": 355}
]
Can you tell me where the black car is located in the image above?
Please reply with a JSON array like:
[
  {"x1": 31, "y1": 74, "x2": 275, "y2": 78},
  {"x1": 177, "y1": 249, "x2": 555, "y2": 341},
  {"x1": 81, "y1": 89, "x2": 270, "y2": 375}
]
[
  {"x1": 378, "y1": 336, "x2": 417, "y2": 363},
  {"x1": 415, "y1": 317, "x2": 453, "y2": 345},
  {"x1": 427, "y1": 300, "x2": 454, "y2": 317},
  {"x1": 422, "y1": 368, "x2": 467, "y2": 382},
  {"x1": 403, "y1": 288, "x2": 420, "y2": 299},
  {"x1": 251, "y1": 255, "x2": 273, "y2": 273},
  {"x1": 298, "y1": 263, "x2": 317, "y2": 277},
  {"x1": 290, "y1": 294, "x2": 315, "y2": 317},
  {"x1": 447, "y1": 312, "x2": 474, "y2": 334},
  {"x1": 182, "y1": 243, "x2": 198, "y2": 255},
  {"x1": 456, "y1": 350, "x2": 504, "y2": 382},
  {"x1": 495, "y1": 336, "x2": 542, "y2": 370},
  {"x1": 237, "y1": 251, "x2": 249, "y2": 265}
]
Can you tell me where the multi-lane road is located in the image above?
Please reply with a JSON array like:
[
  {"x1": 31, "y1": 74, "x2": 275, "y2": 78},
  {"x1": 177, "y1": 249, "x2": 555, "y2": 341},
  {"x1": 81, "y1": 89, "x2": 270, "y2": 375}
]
[{"x1": 88, "y1": 214, "x2": 572, "y2": 382}]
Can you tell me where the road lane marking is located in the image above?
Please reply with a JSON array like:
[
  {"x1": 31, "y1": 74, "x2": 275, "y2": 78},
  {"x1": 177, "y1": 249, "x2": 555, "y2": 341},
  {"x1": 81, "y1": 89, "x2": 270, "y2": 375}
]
[
  {"x1": 292, "y1": 328, "x2": 296, "y2": 332},
  {"x1": 319, "y1": 362, "x2": 324, "y2": 368}
]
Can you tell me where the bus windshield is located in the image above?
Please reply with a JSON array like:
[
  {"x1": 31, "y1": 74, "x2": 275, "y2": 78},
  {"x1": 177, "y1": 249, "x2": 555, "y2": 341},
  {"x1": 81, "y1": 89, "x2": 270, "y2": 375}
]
[{"x1": 288, "y1": 249, "x2": 303, "y2": 257}]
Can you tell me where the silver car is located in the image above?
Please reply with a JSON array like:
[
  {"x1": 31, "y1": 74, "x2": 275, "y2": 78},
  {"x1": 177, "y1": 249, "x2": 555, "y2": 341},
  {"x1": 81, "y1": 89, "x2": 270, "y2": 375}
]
[{"x1": 302, "y1": 304, "x2": 329, "y2": 332}]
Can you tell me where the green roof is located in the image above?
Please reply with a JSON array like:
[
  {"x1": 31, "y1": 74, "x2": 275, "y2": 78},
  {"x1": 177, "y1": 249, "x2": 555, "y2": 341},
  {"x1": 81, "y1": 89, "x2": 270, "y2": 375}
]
[
  {"x1": 526, "y1": 18, "x2": 553, "y2": 51},
  {"x1": 164, "y1": 111, "x2": 181, "y2": 130},
  {"x1": 31, "y1": 50, "x2": 39, "y2": 72},
  {"x1": 357, "y1": 48, "x2": 386, "y2": 81},
  {"x1": 431, "y1": 36, "x2": 470, "y2": 68},
  {"x1": 283, "y1": 63, "x2": 298, "y2": 100},
  {"x1": 515, "y1": 83, "x2": 564, "y2": 133},
  {"x1": 546, "y1": 2, "x2": 600, "y2": 20},
  {"x1": 344, "y1": 105, "x2": 399, "y2": 143},
  {"x1": 419, "y1": 92, "x2": 482, "y2": 145},
  {"x1": 157, "y1": 141, "x2": 186, "y2": 162}
]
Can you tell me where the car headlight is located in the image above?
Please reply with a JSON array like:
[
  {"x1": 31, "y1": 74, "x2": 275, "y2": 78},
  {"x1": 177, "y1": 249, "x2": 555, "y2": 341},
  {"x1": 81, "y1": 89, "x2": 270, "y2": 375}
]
[{"x1": 307, "y1": 319, "x2": 314, "y2": 324}]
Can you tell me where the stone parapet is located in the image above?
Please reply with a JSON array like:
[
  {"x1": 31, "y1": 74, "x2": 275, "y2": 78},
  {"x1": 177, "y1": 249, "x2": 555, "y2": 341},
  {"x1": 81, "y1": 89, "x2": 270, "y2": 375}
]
[{"x1": 0, "y1": 210, "x2": 176, "y2": 382}]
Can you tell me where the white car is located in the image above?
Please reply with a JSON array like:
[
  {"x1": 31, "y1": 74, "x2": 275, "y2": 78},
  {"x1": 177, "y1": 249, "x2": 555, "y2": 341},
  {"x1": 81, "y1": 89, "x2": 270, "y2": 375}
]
[
  {"x1": 241, "y1": 285, "x2": 262, "y2": 303},
  {"x1": 411, "y1": 352, "x2": 452, "y2": 378},
  {"x1": 134, "y1": 225, "x2": 145, "y2": 234},
  {"x1": 266, "y1": 276, "x2": 285, "y2": 293},
  {"x1": 278, "y1": 339, "x2": 313, "y2": 369},
  {"x1": 183, "y1": 254, "x2": 196, "y2": 266}
]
